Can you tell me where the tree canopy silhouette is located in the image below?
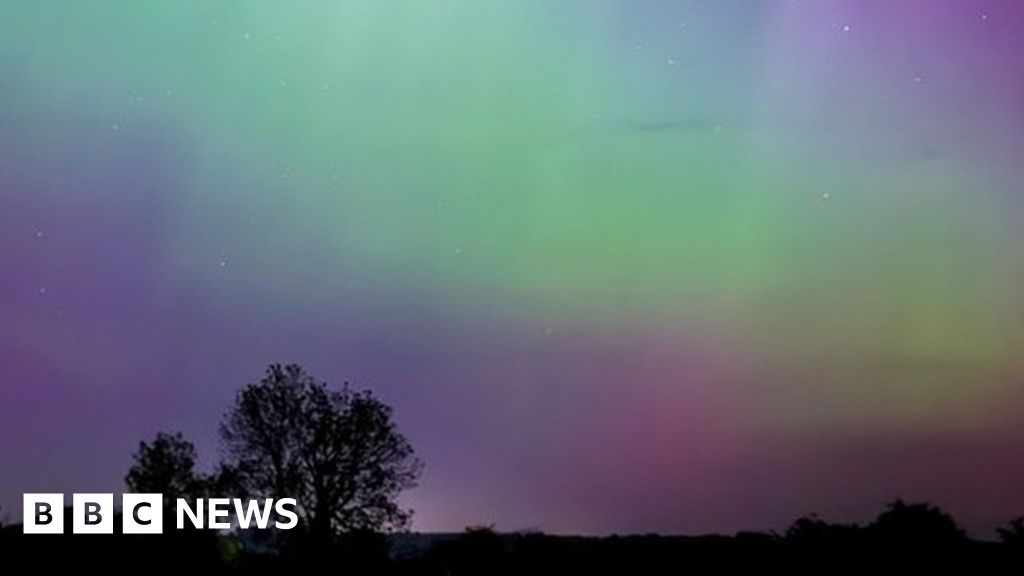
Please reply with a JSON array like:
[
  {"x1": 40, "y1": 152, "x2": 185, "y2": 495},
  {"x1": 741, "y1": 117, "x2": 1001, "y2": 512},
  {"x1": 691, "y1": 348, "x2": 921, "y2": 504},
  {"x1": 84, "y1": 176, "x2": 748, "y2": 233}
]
[
  {"x1": 220, "y1": 364, "x2": 422, "y2": 540},
  {"x1": 870, "y1": 499, "x2": 966, "y2": 547},
  {"x1": 125, "y1": 432, "x2": 204, "y2": 501}
]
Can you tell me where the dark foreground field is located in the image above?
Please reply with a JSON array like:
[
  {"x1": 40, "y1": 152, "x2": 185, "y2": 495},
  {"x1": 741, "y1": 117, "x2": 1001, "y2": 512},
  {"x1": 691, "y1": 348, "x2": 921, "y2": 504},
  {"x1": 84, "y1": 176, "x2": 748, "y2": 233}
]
[{"x1": 4, "y1": 502, "x2": 1024, "y2": 573}]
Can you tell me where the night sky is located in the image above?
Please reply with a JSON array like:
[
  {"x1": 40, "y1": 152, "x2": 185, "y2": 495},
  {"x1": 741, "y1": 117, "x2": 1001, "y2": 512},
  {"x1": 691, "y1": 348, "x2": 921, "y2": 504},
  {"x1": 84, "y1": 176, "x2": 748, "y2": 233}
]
[{"x1": 2, "y1": 1, "x2": 1024, "y2": 536}]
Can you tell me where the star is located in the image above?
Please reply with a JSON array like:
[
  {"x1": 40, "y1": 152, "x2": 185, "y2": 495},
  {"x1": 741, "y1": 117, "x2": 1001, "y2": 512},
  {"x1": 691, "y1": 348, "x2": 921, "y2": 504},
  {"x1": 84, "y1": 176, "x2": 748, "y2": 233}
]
[
  {"x1": 35, "y1": 230, "x2": 44, "y2": 238},
  {"x1": 667, "y1": 58, "x2": 677, "y2": 66},
  {"x1": 842, "y1": 24, "x2": 851, "y2": 33},
  {"x1": 219, "y1": 260, "x2": 228, "y2": 268},
  {"x1": 822, "y1": 193, "x2": 831, "y2": 199}
]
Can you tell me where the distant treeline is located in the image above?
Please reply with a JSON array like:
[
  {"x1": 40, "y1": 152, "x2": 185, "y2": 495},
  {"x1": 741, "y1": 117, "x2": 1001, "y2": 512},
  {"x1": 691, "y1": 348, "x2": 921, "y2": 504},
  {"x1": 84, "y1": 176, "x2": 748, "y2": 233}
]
[{"x1": 3, "y1": 500, "x2": 1024, "y2": 572}]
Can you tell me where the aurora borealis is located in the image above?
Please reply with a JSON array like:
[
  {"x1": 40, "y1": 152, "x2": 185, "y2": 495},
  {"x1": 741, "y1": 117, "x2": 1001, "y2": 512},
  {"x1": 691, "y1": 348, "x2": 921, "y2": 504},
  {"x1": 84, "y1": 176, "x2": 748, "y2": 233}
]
[{"x1": 2, "y1": 1, "x2": 1024, "y2": 536}]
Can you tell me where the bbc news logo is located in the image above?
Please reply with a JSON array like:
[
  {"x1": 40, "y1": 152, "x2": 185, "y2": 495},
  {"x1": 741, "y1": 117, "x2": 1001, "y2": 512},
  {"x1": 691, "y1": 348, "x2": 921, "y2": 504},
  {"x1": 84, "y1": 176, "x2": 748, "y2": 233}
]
[{"x1": 23, "y1": 493, "x2": 298, "y2": 534}]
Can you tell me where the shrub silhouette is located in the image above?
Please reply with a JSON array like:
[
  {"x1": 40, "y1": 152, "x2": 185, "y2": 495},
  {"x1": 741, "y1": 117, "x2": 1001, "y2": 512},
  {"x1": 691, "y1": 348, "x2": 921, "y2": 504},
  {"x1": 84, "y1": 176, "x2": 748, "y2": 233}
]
[
  {"x1": 429, "y1": 525, "x2": 512, "y2": 576},
  {"x1": 869, "y1": 499, "x2": 966, "y2": 548},
  {"x1": 786, "y1": 514, "x2": 863, "y2": 547}
]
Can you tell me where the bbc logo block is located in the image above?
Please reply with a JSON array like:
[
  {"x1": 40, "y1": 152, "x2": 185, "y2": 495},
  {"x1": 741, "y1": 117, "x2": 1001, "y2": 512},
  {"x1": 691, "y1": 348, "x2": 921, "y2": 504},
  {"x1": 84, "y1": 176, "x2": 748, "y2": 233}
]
[
  {"x1": 23, "y1": 494, "x2": 64, "y2": 534},
  {"x1": 23, "y1": 493, "x2": 164, "y2": 534},
  {"x1": 73, "y1": 493, "x2": 114, "y2": 534},
  {"x1": 122, "y1": 493, "x2": 163, "y2": 534}
]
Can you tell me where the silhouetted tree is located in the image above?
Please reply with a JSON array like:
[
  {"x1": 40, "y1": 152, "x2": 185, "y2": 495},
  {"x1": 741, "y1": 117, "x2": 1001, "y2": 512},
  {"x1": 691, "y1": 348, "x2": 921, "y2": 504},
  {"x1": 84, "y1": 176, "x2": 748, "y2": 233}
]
[
  {"x1": 220, "y1": 364, "x2": 421, "y2": 542},
  {"x1": 870, "y1": 500, "x2": 966, "y2": 547},
  {"x1": 998, "y1": 517, "x2": 1024, "y2": 546},
  {"x1": 787, "y1": 514, "x2": 862, "y2": 544},
  {"x1": 786, "y1": 514, "x2": 832, "y2": 541},
  {"x1": 126, "y1": 432, "x2": 204, "y2": 502},
  {"x1": 123, "y1": 432, "x2": 224, "y2": 565}
]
